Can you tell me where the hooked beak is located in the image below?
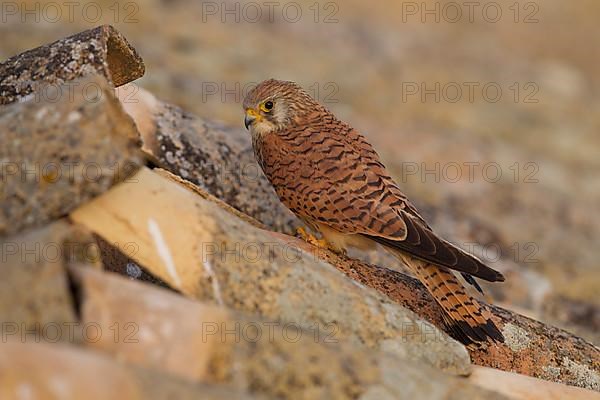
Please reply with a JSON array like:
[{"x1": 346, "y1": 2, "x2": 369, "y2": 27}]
[
  {"x1": 244, "y1": 108, "x2": 259, "y2": 130},
  {"x1": 244, "y1": 115, "x2": 255, "y2": 130}
]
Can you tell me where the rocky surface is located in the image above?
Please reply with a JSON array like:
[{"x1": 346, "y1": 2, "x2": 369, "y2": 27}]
[
  {"x1": 0, "y1": 74, "x2": 142, "y2": 236},
  {"x1": 70, "y1": 265, "x2": 507, "y2": 400},
  {"x1": 469, "y1": 366, "x2": 600, "y2": 400},
  {"x1": 0, "y1": 25, "x2": 144, "y2": 105},
  {"x1": 70, "y1": 167, "x2": 472, "y2": 376},
  {"x1": 1, "y1": 24, "x2": 599, "y2": 399},
  {"x1": 311, "y1": 243, "x2": 600, "y2": 390},
  {"x1": 70, "y1": 165, "x2": 600, "y2": 391},
  {"x1": 0, "y1": 221, "x2": 98, "y2": 341}
]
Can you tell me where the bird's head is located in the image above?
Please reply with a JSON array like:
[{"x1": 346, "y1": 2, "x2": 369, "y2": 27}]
[{"x1": 242, "y1": 79, "x2": 320, "y2": 136}]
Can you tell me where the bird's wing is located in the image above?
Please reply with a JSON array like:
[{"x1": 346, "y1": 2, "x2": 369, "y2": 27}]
[{"x1": 276, "y1": 123, "x2": 504, "y2": 282}]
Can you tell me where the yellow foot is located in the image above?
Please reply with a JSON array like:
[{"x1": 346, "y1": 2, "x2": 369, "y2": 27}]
[
  {"x1": 296, "y1": 227, "x2": 327, "y2": 247},
  {"x1": 296, "y1": 227, "x2": 347, "y2": 256}
]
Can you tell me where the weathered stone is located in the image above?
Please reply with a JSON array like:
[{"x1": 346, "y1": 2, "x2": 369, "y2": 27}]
[
  {"x1": 70, "y1": 167, "x2": 472, "y2": 375},
  {"x1": 115, "y1": 84, "x2": 299, "y2": 234},
  {"x1": 0, "y1": 25, "x2": 144, "y2": 105},
  {"x1": 70, "y1": 265, "x2": 507, "y2": 400},
  {"x1": 317, "y1": 246, "x2": 600, "y2": 392},
  {"x1": 469, "y1": 365, "x2": 600, "y2": 400},
  {"x1": 0, "y1": 341, "x2": 256, "y2": 400},
  {"x1": 0, "y1": 74, "x2": 142, "y2": 237},
  {"x1": 0, "y1": 220, "x2": 99, "y2": 342}
]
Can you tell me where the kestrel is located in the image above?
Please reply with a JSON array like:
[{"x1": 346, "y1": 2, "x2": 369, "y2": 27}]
[{"x1": 243, "y1": 79, "x2": 504, "y2": 344}]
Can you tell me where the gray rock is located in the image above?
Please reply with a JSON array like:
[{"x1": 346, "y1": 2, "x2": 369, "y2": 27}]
[
  {"x1": 142, "y1": 100, "x2": 299, "y2": 234},
  {"x1": 70, "y1": 265, "x2": 507, "y2": 400},
  {"x1": 71, "y1": 167, "x2": 472, "y2": 375},
  {"x1": 0, "y1": 220, "x2": 99, "y2": 342},
  {"x1": 0, "y1": 25, "x2": 144, "y2": 106},
  {"x1": 0, "y1": 74, "x2": 142, "y2": 236}
]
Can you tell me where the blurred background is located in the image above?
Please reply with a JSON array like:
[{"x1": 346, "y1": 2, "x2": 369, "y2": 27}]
[{"x1": 1, "y1": 0, "x2": 598, "y2": 343}]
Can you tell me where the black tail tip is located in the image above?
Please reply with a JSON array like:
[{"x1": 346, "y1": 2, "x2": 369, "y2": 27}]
[{"x1": 448, "y1": 319, "x2": 505, "y2": 346}]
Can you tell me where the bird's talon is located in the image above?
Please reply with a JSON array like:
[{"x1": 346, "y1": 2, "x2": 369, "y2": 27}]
[
  {"x1": 305, "y1": 233, "x2": 327, "y2": 248},
  {"x1": 296, "y1": 226, "x2": 311, "y2": 241},
  {"x1": 296, "y1": 226, "x2": 320, "y2": 245},
  {"x1": 296, "y1": 227, "x2": 340, "y2": 253}
]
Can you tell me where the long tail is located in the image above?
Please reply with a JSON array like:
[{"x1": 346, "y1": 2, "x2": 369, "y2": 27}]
[{"x1": 394, "y1": 252, "x2": 504, "y2": 345}]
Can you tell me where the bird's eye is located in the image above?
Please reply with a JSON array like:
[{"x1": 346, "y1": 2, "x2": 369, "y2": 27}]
[{"x1": 261, "y1": 101, "x2": 274, "y2": 112}]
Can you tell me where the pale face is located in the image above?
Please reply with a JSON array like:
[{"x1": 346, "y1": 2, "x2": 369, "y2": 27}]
[
  {"x1": 244, "y1": 95, "x2": 291, "y2": 137},
  {"x1": 243, "y1": 79, "x2": 320, "y2": 137}
]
